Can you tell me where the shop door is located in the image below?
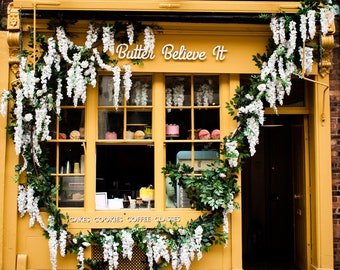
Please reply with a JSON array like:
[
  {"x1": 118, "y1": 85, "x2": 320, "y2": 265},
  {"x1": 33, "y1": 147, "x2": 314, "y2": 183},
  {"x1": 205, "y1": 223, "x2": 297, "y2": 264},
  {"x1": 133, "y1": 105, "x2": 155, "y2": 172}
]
[
  {"x1": 242, "y1": 115, "x2": 308, "y2": 270},
  {"x1": 291, "y1": 116, "x2": 310, "y2": 270}
]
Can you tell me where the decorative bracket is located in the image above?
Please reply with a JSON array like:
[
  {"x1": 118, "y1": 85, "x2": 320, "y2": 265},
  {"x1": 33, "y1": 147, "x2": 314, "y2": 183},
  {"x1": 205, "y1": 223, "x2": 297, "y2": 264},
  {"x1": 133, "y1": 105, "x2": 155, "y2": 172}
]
[
  {"x1": 318, "y1": 22, "x2": 335, "y2": 77},
  {"x1": 7, "y1": 3, "x2": 20, "y2": 76}
]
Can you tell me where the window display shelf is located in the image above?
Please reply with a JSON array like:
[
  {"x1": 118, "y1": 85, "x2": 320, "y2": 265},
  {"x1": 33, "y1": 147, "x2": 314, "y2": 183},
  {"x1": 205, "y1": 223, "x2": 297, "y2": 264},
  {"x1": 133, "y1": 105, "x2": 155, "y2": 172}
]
[
  {"x1": 97, "y1": 106, "x2": 152, "y2": 111},
  {"x1": 165, "y1": 139, "x2": 221, "y2": 143},
  {"x1": 55, "y1": 173, "x2": 85, "y2": 176},
  {"x1": 48, "y1": 139, "x2": 86, "y2": 143},
  {"x1": 96, "y1": 140, "x2": 154, "y2": 145}
]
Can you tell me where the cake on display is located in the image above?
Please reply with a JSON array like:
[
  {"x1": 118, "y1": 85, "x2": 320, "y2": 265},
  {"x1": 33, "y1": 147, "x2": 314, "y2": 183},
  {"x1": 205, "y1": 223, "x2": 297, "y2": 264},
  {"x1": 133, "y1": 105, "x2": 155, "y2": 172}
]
[
  {"x1": 166, "y1": 124, "x2": 179, "y2": 136},
  {"x1": 126, "y1": 130, "x2": 134, "y2": 139},
  {"x1": 139, "y1": 186, "x2": 154, "y2": 201},
  {"x1": 211, "y1": 129, "x2": 220, "y2": 139},
  {"x1": 70, "y1": 130, "x2": 80, "y2": 140},
  {"x1": 105, "y1": 131, "x2": 117, "y2": 139},
  {"x1": 198, "y1": 129, "x2": 211, "y2": 140},
  {"x1": 134, "y1": 130, "x2": 145, "y2": 139}
]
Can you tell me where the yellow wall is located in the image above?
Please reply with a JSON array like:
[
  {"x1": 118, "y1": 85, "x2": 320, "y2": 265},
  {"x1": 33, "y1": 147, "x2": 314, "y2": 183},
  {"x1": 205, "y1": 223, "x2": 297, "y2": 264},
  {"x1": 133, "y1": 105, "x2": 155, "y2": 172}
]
[{"x1": 0, "y1": 30, "x2": 9, "y2": 270}]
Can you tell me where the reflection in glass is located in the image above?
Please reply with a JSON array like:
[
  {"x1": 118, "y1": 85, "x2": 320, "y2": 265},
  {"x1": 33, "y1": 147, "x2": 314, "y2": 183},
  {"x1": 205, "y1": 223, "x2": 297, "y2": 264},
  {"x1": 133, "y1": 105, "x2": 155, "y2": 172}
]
[
  {"x1": 99, "y1": 76, "x2": 152, "y2": 107},
  {"x1": 59, "y1": 176, "x2": 84, "y2": 207},
  {"x1": 130, "y1": 77, "x2": 152, "y2": 106},
  {"x1": 165, "y1": 76, "x2": 191, "y2": 107},
  {"x1": 194, "y1": 75, "x2": 219, "y2": 106}
]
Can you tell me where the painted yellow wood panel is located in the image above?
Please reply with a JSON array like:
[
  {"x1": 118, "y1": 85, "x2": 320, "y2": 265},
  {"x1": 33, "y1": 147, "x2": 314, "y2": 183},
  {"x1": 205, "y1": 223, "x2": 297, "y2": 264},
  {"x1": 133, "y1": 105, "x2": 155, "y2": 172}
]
[{"x1": 12, "y1": 1, "x2": 299, "y2": 13}]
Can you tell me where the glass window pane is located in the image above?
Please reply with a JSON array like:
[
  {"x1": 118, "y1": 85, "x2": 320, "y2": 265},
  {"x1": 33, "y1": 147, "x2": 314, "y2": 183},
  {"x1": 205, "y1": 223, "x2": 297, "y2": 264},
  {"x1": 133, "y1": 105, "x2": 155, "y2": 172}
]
[
  {"x1": 165, "y1": 76, "x2": 191, "y2": 107},
  {"x1": 194, "y1": 75, "x2": 219, "y2": 106},
  {"x1": 59, "y1": 109, "x2": 85, "y2": 139},
  {"x1": 98, "y1": 110, "x2": 124, "y2": 139},
  {"x1": 166, "y1": 109, "x2": 191, "y2": 139},
  {"x1": 194, "y1": 109, "x2": 220, "y2": 139},
  {"x1": 59, "y1": 176, "x2": 84, "y2": 207},
  {"x1": 96, "y1": 145, "x2": 154, "y2": 209},
  {"x1": 129, "y1": 76, "x2": 152, "y2": 106}
]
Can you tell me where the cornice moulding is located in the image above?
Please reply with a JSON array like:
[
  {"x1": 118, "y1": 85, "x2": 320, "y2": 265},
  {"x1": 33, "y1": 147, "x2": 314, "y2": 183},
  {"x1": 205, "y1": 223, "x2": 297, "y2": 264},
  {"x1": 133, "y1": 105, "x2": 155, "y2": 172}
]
[{"x1": 12, "y1": 1, "x2": 299, "y2": 13}]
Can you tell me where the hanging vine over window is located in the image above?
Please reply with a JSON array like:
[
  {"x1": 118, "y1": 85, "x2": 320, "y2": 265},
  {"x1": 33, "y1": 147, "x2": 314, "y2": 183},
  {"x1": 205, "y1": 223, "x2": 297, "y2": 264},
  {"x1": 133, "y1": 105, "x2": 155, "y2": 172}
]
[{"x1": 0, "y1": 1, "x2": 337, "y2": 269}]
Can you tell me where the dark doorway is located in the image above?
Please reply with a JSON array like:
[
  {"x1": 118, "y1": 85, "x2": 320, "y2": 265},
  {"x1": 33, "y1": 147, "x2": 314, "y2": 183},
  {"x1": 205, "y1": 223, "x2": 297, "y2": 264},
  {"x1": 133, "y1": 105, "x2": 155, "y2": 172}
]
[{"x1": 242, "y1": 115, "x2": 304, "y2": 270}]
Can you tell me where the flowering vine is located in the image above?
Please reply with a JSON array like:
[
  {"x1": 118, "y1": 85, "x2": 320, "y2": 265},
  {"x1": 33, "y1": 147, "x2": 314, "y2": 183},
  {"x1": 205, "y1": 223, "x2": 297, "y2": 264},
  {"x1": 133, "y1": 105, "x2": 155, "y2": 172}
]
[{"x1": 0, "y1": 0, "x2": 338, "y2": 269}]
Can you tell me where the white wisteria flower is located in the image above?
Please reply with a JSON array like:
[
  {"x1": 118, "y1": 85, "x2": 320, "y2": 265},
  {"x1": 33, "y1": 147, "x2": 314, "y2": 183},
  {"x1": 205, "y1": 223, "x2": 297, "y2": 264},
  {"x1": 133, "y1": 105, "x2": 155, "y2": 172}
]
[
  {"x1": 0, "y1": 89, "x2": 9, "y2": 117},
  {"x1": 144, "y1": 26, "x2": 155, "y2": 53},
  {"x1": 77, "y1": 246, "x2": 85, "y2": 270},
  {"x1": 26, "y1": 186, "x2": 46, "y2": 229},
  {"x1": 223, "y1": 198, "x2": 234, "y2": 246},
  {"x1": 102, "y1": 26, "x2": 115, "y2": 54},
  {"x1": 320, "y1": 7, "x2": 337, "y2": 36},
  {"x1": 59, "y1": 229, "x2": 68, "y2": 257},
  {"x1": 123, "y1": 65, "x2": 132, "y2": 101},
  {"x1": 113, "y1": 66, "x2": 121, "y2": 109},
  {"x1": 85, "y1": 24, "x2": 98, "y2": 49},
  {"x1": 56, "y1": 26, "x2": 74, "y2": 64},
  {"x1": 17, "y1": 185, "x2": 27, "y2": 217},
  {"x1": 121, "y1": 230, "x2": 134, "y2": 260},
  {"x1": 194, "y1": 226, "x2": 203, "y2": 260},
  {"x1": 286, "y1": 20, "x2": 297, "y2": 58},
  {"x1": 47, "y1": 216, "x2": 59, "y2": 270},
  {"x1": 299, "y1": 46, "x2": 314, "y2": 75},
  {"x1": 270, "y1": 17, "x2": 280, "y2": 45},
  {"x1": 102, "y1": 233, "x2": 119, "y2": 270},
  {"x1": 127, "y1": 23, "x2": 134, "y2": 45},
  {"x1": 225, "y1": 140, "x2": 239, "y2": 168},
  {"x1": 244, "y1": 116, "x2": 260, "y2": 156},
  {"x1": 307, "y1": 10, "x2": 316, "y2": 40},
  {"x1": 300, "y1": 14, "x2": 307, "y2": 42},
  {"x1": 24, "y1": 113, "x2": 33, "y2": 122}
]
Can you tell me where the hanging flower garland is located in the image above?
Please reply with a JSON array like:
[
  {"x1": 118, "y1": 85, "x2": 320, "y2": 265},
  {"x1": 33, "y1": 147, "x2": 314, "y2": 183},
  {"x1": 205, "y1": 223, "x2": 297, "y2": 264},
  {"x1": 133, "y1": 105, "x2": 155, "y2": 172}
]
[{"x1": 0, "y1": 1, "x2": 338, "y2": 269}]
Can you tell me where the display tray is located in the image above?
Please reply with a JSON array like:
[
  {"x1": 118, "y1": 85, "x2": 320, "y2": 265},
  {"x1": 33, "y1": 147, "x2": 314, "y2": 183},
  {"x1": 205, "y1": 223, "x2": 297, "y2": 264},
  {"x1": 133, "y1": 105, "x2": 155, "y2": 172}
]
[{"x1": 166, "y1": 134, "x2": 180, "y2": 138}]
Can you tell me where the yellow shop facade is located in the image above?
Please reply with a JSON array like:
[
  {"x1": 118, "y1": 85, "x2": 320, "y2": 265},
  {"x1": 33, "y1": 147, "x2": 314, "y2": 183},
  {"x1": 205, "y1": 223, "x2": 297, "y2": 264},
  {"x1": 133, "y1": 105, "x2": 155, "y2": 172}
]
[{"x1": 0, "y1": 1, "x2": 336, "y2": 270}]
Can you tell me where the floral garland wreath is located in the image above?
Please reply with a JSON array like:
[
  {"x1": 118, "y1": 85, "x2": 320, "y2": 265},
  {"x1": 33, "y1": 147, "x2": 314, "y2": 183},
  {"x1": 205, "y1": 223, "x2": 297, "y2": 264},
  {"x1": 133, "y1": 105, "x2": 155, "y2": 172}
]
[{"x1": 0, "y1": 1, "x2": 337, "y2": 269}]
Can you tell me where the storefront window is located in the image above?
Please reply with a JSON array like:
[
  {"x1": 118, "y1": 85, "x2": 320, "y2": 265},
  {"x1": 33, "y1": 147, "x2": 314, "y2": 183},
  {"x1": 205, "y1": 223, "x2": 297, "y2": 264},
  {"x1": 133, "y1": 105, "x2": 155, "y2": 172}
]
[{"x1": 49, "y1": 74, "x2": 222, "y2": 210}]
